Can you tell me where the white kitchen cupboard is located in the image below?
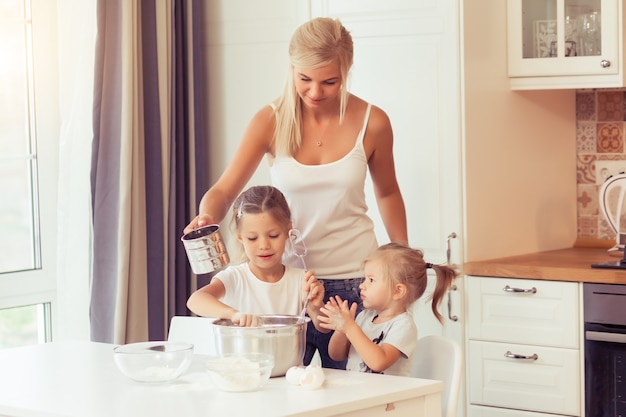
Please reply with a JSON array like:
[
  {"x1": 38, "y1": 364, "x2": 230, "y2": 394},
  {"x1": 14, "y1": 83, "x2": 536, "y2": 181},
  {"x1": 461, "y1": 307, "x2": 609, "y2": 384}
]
[
  {"x1": 466, "y1": 276, "x2": 582, "y2": 416},
  {"x1": 507, "y1": 0, "x2": 626, "y2": 89}
]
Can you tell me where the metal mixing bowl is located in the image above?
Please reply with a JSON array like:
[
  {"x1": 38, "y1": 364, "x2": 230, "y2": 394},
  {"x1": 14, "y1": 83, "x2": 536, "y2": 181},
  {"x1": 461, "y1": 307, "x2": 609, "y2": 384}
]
[{"x1": 212, "y1": 315, "x2": 309, "y2": 377}]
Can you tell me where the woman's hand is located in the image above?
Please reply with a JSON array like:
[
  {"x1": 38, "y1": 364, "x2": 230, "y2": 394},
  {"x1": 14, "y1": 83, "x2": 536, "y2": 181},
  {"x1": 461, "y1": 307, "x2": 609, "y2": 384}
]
[
  {"x1": 183, "y1": 213, "x2": 215, "y2": 235},
  {"x1": 230, "y1": 312, "x2": 260, "y2": 327},
  {"x1": 318, "y1": 295, "x2": 358, "y2": 333}
]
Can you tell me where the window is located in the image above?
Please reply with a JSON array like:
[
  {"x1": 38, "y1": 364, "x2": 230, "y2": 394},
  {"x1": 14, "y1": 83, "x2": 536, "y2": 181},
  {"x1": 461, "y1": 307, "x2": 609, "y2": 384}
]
[
  {"x1": 0, "y1": 304, "x2": 49, "y2": 348},
  {"x1": 0, "y1": 0, "x2": 39, "y2": 273},
  {"x1": 0, "y1": 0, "x2": 57, "y2": 348}
]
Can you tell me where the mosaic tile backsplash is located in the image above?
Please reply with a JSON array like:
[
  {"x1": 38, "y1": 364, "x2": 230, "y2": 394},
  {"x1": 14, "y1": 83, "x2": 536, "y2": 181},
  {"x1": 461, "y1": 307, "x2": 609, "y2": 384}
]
[{"x1": 577, "y1": 89, "x2": 626, "y2": 240}]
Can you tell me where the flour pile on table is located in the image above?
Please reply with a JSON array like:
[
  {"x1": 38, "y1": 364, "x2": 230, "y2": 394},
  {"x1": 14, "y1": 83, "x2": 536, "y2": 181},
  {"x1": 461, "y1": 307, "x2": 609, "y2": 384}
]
[{"x1": 207, "y1": 356, "x2": 263, "y2": 391}]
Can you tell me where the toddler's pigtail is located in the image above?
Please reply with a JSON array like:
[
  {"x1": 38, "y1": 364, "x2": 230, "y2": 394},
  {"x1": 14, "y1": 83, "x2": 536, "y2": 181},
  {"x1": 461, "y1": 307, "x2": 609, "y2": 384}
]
[{"x1": 429, "y1": 264, "x2": 458, "y2": 324}]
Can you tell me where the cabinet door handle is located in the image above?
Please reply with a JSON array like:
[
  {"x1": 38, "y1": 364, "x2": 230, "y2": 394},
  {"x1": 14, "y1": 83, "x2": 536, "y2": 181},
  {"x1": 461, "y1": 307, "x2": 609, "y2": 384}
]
[
  {"x1": 446, "y1": 232, "x2": 457, "y2": 265},
  {"x1": 503, "y1": 285, "x2": 537, "y2": 294},
  {"x1": 447, "y1": 284, "x2": 458, "y2": 322},
  {"x1": 504, "y1": 351, "x2": 538, "y2": 361},
  {"x1": 601, "y1": 59, "x2": 611, "y2": 68}
]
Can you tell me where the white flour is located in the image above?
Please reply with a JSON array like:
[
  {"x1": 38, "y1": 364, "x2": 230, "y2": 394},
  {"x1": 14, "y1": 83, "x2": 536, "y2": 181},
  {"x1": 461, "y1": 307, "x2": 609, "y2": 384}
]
[
  {"x1": 138, "y1": 366, "x2": 180, "y2": 382},
  {"x1": 207, "y1": 356, "x2": 265, "y2": 391}
]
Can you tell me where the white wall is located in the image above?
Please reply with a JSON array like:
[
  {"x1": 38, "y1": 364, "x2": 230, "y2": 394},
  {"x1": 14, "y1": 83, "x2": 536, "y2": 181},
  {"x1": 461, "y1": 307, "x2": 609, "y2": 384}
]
[{"x1": 201, "y1": 1, "x2": 309, "y2": 192}]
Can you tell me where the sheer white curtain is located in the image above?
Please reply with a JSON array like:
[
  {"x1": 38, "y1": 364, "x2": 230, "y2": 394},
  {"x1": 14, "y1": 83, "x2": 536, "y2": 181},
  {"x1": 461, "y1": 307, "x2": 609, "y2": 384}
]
[{"x1": 55, "y1": 0, "x2": 97, "y2": 341}]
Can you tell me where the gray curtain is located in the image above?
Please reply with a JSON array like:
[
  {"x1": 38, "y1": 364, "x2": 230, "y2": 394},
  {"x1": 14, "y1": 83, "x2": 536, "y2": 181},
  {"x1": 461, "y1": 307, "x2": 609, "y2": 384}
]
[{"x1": 90, "y1": 0, "x2": 207, "y2": 343}]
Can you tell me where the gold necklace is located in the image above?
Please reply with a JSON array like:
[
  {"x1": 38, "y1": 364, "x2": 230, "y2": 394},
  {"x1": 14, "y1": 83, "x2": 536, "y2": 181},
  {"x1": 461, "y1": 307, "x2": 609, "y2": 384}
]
[{"x1": 312, "y1": 115, "x2": 335, "y2": 147}]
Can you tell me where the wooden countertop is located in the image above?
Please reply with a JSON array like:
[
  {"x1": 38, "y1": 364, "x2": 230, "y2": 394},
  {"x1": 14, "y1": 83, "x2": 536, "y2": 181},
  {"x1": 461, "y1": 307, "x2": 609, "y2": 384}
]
[{"x1": 462, "y1": 245, "x2": 626, "y2": 284}]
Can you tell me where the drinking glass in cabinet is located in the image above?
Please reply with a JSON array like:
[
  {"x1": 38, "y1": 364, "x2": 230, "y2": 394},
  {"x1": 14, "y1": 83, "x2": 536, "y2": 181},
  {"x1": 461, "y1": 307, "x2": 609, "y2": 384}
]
[
  {"x1": 578, "y1": 9, "x2": 601, "y2": 56},
  {"x1": 521, "y1": 0, "x2": 601, "y2": 59}
]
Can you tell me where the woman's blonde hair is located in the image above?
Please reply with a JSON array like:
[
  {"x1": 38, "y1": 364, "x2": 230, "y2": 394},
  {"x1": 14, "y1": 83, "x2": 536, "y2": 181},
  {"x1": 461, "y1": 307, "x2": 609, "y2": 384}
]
[
  {"x1": 364, "y1": 243, "x2": 458, "y2": 324},
  {"x1": 273, "y1": 17, "x2": 353, "y2": 156}
]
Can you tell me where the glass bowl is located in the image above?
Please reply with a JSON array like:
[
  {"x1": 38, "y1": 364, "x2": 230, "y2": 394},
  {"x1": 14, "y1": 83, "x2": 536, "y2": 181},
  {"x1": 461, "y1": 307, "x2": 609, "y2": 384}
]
[
  {"x1": 113, "y1": 341, "x2": 193, "y2": 383},
  {"x1": 205, "y1": 352, "x2": 274, "y2": 392}
]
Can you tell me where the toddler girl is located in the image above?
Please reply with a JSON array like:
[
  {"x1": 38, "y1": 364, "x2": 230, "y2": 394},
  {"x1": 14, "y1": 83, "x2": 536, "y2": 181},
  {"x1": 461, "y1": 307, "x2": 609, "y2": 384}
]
[{"x1": 318, "y1": 242, "x2": 457, "y2": 376}]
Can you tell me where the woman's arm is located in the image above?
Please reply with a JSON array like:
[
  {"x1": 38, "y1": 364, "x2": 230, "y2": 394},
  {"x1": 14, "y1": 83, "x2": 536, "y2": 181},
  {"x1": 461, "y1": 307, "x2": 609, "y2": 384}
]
[
  {"x1": 365, "y1": 106, "x2": 408, "y2": 245},
  {"x1": 184, "y1": 105, "x2": 276, "y2": 234}
]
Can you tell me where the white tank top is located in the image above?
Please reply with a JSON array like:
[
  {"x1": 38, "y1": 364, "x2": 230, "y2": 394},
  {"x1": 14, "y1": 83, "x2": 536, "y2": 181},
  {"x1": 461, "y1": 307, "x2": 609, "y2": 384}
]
[{"x1": 270, "y1": 104, "x2": 378, "y2": 279}]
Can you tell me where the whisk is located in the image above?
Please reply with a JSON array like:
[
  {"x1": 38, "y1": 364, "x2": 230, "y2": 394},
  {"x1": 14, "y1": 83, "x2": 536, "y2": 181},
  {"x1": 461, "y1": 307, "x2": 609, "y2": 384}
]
[
  {"x1": 289, "y1": 228, "x2": 307, "y2": 270},
  {"x1": 289, "y1": 229, "x2": 309, "y2": 316}
]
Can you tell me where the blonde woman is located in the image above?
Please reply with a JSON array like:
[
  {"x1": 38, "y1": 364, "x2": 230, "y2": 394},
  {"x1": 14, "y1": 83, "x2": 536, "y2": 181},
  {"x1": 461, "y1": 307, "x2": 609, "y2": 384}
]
[{"x1": 185, "y1": 17, "x2": 407, "y2": 369}]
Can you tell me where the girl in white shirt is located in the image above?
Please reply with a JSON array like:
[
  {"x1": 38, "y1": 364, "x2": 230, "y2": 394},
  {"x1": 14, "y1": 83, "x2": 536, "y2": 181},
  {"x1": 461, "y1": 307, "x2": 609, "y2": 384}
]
[
  {"x1": 187, "y1": 186, "x2": 327, "y2": 332},
  {"x1": 318, "y1": 243, "x2": 457, "y2": 376}
]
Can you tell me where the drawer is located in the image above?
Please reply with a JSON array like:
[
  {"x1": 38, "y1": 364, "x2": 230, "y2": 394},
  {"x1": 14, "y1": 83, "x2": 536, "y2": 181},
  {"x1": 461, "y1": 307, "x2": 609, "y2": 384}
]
[
  {"x1": 468, "y1": 404, "x2": 573, "y2": 417},
  {"x1": 467, "y1": 276, "x2": 579, "y2": 348},
  {"x1": 468, "y1": 340, "x2": 580, "y2": 416}
]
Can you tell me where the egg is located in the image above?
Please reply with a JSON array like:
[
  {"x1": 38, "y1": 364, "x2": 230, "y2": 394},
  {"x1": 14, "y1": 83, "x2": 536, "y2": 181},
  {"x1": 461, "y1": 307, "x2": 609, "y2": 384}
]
[
  {"x1": 305, "y1": 364, "x2": 321, "y2": 371},
  {"x1": 299, "y1": 364, "x2": 324, "y2": 390},
  {"x1": 285, "y1": 366, "x2": 305, "y2": 385}
]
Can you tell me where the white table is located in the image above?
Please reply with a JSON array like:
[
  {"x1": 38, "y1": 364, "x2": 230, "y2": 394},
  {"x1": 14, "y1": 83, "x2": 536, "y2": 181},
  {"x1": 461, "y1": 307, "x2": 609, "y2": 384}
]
[{"x1": 0, "y1": 341, "x2": 442, "y2": 417}]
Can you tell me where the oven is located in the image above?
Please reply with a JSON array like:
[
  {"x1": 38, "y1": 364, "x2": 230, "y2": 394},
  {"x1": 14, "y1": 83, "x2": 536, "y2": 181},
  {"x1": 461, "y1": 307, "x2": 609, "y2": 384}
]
[{"x1": 584, "y1": 283, "x2": 626, "y2": 417}]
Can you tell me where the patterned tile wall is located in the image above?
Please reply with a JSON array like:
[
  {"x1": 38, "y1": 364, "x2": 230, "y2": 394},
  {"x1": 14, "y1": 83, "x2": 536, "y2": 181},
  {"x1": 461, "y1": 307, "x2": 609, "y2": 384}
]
[{"x1": 576, "y1": 89, "x2": 626, "y2": 240}]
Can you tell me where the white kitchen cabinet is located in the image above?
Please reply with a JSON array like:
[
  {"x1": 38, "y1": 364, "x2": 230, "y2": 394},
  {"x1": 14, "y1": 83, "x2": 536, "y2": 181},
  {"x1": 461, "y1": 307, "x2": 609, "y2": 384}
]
[
  {"x1": 507, "y1": 0, "x2": 626, "y2": 89},
  {"x1": 467, "y1": 276, "x2": 582, "y2": 416},
  {"x1": 469, "y1": 340, "x2": 580, "y2": 415},
  {"x1": 467, "y1": 276, "x2": 579, "y2": 348}
]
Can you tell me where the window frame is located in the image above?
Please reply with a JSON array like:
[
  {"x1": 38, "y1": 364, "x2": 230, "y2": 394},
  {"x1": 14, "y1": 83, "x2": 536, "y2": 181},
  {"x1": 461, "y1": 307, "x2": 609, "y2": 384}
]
[{"x1": 0, "y1": 0, "x2": 60, "y2": 342}]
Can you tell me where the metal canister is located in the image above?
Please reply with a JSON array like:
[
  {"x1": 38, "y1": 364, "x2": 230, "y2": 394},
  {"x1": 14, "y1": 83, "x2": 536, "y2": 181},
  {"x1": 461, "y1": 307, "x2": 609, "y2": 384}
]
[{"x1": 181, "y1": 224, "x2": 230, "y2": 274}]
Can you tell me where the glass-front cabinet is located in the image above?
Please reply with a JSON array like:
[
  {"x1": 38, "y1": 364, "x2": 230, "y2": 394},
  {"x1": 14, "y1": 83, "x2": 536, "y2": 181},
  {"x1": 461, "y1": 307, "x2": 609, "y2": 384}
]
[{"x1": 507, "y1": 0, "x2": 625, "y2": 89}]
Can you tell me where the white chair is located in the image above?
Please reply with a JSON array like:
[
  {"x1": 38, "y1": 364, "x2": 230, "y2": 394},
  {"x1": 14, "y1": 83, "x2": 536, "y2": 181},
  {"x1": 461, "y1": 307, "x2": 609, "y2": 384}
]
[
  {"x1": 411, "y1": 335, "x2": 463, "y2": 417},
  {"x1": 167, "y1": 316, "x2": 217, "y2": 355}
]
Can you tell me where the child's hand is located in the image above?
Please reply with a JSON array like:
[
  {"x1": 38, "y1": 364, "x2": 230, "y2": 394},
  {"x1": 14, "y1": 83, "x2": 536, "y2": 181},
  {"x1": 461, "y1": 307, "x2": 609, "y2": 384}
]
[
  {"x1": 230, "y1": 312, "x2": 260, "y2": 327},
  {"x1": 303, "y1": 270, "x2": 324, "y2": 310},
  {"x1": 318, "y1": 295, "x2": 358, "y2": 333}
]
